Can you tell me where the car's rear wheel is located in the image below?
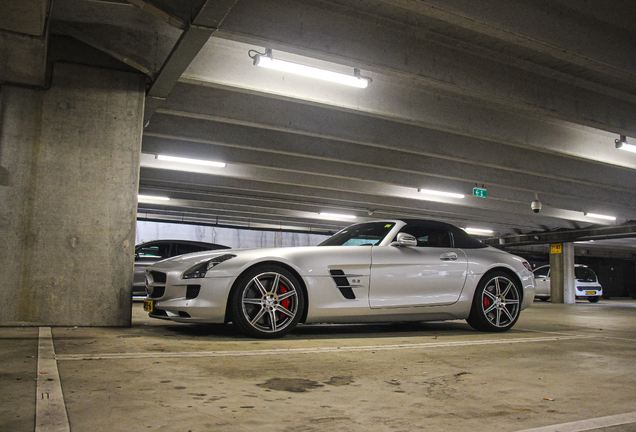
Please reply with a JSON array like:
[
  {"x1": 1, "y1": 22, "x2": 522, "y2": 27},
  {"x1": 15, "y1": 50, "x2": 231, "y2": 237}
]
[
  {"x1": 467, "y1": 272, "x2": 521, "y2": 332},
  {"x1": 230, "y1": 265, "x2": 304, "y2": 338},
  {"x1": 588, "y1": 296, "x2": 600, "y2": 303}
]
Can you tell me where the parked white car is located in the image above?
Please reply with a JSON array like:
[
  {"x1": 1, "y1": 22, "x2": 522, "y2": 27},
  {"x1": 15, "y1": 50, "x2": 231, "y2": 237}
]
[
  {"x1": 533, "y1": 264, "x2": 602, "y2": 303},
  {"x1": 144, "y1": 219, "x2": 535, "y2": 338}
]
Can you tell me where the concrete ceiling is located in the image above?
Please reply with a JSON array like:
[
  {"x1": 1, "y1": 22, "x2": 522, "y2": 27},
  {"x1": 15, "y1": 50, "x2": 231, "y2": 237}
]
[{"x1": 9, "y1": 0, "x2": 636, "y2": 242}]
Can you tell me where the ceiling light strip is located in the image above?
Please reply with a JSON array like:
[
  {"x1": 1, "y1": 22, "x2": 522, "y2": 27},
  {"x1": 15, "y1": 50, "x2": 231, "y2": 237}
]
[
  {"x1": 252, "y1": 49, "x2": 370, "y2": 88},
  {"x1": 464, "y1": 228, "x2": 494, "y2": 234},
  {"x1": 319, "y1": 212, "x2": 357, "y2": 220},
  {"x1": 138, "y1": 195, "x2": 171, "y2": 201},
  {"x1": 156, "y1": 154, "x2": 226, "y2": 167},
  {"x1": 584, "y1": 212, "x2": 616, "y2": 221},
  {"x1": 418, "y1": 188, "x2": 465, "y2": 199},
  {"x1": 615, "y1": 135, "x2": 636, "y2": 153}
]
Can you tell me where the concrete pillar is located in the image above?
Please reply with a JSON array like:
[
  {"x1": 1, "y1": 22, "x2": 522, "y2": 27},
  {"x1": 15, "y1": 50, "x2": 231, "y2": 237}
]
[
  {"x1": 549, "y1": 242, "x2": 576, "y2": 304},
  {"x1": 0, "y1": 63, "x2": 145, "y2": 326}
]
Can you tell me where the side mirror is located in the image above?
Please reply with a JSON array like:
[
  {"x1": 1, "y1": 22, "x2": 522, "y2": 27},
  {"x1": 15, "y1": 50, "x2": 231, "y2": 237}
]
[{"x1": 391, "y1": 232, "x2": 417, "y2": 247}]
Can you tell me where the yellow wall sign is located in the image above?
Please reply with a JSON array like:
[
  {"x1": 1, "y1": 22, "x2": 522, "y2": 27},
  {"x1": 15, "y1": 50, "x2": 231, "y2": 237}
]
[{"x1": 551, "y1": 243, "x2": 562, "y2": 254}]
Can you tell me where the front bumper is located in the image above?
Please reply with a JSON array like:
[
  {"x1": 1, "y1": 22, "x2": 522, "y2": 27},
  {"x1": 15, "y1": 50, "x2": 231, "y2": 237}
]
[{"x1": 145, "y1": 269, "x2": 236, "y2": 323}]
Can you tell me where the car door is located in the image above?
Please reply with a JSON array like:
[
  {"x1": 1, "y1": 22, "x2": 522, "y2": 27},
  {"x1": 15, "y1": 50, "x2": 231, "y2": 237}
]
[
  {"x1": 369, "y1": 225, "x2": 468, "y2": 308},
  {"x1": 533, "y1": 265, "x2": 551, "y2": 296}
]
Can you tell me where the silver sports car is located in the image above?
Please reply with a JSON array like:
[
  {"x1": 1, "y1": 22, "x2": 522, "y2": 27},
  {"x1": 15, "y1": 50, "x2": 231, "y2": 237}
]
[{"x1": 144, "y1": 220, "x2": 535, "y2": 338}]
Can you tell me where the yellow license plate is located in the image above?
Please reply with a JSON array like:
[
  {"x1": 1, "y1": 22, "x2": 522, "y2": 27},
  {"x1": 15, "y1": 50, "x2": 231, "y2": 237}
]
[
  {"x1": 586, "y1": 291, "x2": 596, "y2": 295},
  {"x1": 143, "y1": 300, "x2": 154, "y2": 312}
]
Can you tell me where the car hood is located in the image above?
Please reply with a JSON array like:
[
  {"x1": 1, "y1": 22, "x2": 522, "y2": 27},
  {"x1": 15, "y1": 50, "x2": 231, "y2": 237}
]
[{"x1": 150, "y1": 246, "x2": 316, "y2": 269}]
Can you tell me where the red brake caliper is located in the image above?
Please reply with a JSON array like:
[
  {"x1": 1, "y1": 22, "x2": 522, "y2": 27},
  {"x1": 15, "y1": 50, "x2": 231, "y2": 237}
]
[
  {"x1": 483, "y1": 296, "x2": 490, "y2": 309},
  {"x1": 280, "y1": 285, "x2": 290, "y2": 320}
]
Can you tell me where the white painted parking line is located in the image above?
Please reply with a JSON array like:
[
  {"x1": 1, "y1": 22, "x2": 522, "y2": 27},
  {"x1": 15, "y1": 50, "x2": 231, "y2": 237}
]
[
  {"x1": 520, "y1": 328, "x2": 636, "y2": 343},
  {"x1": 514, "y1": 411, "x2": 636, "y2": 432},
  {"x1": 56, "y1": 334, "x2": 594, "y2": 361},
  {"x1": 36, "y1": 327, "x2": 70, "y2": 432},
  {"x1": 518, "y1": 328, "x2": 581, "y2": 337}
]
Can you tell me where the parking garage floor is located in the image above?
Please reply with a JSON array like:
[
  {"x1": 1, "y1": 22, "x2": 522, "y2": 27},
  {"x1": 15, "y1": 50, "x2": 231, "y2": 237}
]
[{"x1": 2, "y1": 300, "x2": 636, "y2": 432}]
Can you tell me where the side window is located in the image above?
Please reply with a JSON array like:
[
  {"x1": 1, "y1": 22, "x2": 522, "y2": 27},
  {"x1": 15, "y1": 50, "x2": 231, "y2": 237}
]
[
  {"x1": 534, "y1": 266, "x2": 550, "y2": 278},
  {"x1": 395, "y1": 226, "x2": 451, "y2": 247},
  {"x1": 175, "y1": 243, "x2": 209, "y2": 256},
  {"x1": 136, "y1": 242, "x2": 171, "y2": 258}
]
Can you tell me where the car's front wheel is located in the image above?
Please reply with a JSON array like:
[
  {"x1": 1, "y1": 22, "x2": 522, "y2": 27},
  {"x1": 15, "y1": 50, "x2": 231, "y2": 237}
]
[
  {"x1": 230, "y1": 265, "x2": 305, "y2": 338},
  {"x1": 467, "y1": 271, "x2": 521, "y2": 332}
]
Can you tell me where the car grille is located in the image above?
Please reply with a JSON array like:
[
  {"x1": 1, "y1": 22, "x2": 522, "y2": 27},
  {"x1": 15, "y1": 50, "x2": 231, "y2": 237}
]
[
  {"x1": 186, "y1": 285, "x2": 201, "y2": 299},
  {"x1": 149, "y1": 286, "x2": 165, "y2": 298},
  {"x1": 150, "y1": 271, "x2": 166, "y2": 283}
]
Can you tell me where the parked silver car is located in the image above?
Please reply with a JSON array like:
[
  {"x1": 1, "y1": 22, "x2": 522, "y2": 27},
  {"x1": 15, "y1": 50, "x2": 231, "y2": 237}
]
[
  {"x1": 144, "y1": 219, "x2": 535, "y2": 338},
  {"x1": 133, "y1": 240, "x2": 230, "y2": 298},
  {"x1": 533, "y1": 264, "x2": 602, "y2": 303}
]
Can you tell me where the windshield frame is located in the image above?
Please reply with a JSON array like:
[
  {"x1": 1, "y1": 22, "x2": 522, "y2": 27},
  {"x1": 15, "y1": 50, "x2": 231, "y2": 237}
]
[{"x1": 318, "y1": 221, "x2": 400, "y2": 247}]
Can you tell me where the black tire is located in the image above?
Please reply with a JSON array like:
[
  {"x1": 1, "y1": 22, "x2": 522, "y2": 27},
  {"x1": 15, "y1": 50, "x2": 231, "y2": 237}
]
[
  {"x1": 230, "y1": 265, "x2": 305, "y2": 338},
  {"x1": 539, "y1": 297, "x2": 550, "y2": 302},
  {"x1": 588, "y1": 297, "x2": 600, "y2": 303},
  {"x1": 467, "y1": 271, "x2": 522, "y2": 332}
]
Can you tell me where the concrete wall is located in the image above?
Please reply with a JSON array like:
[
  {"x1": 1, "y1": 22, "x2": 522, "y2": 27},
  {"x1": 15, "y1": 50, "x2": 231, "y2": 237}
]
[
  {"x1": 135, "y1": 220, "x2": 330, "y2": 249},
  {"x1": 0, "y1": 63, "x2": 145, "y2": 326}
]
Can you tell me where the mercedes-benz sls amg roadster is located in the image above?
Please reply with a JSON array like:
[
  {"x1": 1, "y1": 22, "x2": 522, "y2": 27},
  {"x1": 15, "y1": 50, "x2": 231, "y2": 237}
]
[{"x1": 144, "y1": 220, "x2": 535, "y2": 338}]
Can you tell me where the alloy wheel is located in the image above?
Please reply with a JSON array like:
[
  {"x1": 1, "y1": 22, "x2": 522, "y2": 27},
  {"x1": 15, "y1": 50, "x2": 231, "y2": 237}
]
[
  {"x1": 240, "y1": 272, "x2": 299, "y2": 334},
  {"x1": 481, "y1": 276, "x2": 520, "y2": 328}
]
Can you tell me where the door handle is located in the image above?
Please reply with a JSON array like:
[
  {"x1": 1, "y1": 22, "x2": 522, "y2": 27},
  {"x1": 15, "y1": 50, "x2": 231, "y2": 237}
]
[{"x1": 439, "y1": 252, "x2": 458, "y2": 261}]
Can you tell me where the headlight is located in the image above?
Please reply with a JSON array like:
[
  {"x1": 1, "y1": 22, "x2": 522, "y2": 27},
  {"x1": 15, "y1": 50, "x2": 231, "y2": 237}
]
[{"x1": 182, "y1": 254, "x2": 236, "y2": 279}]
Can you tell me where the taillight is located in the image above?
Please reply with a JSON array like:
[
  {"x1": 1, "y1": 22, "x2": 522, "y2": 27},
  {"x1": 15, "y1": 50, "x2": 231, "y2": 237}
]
[{"x1": 523, "y1": 261, "x2": 532, "y2": 271}]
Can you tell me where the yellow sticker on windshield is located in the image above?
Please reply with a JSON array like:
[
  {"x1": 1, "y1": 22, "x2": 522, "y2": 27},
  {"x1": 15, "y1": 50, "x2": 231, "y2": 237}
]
[{"x1": 384, "y1": 224, "x2": 392, "y2": 228}]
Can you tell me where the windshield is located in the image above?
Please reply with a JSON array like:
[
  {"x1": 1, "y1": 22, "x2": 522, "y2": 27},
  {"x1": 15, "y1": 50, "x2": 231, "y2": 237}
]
[
  {"x1": 319, "y1": 222, "x2": 396, "y2": 246},
  {"x1": 575, "y1": 266, "x2": 597, "y2": 282}
]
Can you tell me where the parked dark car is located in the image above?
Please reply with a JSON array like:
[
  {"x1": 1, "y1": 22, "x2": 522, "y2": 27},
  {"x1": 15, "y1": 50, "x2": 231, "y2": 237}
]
[{"x1": 133, "y1": 240, "x2": 230, "y2": 298}]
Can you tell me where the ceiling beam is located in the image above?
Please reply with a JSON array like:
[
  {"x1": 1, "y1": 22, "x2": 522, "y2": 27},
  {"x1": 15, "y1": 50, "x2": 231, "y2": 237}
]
[
  {"x1": 379, "y1": 0, "x2": 636, "y2": 84},
  {"x1": 141, "y1": 125, "x2": 636, "y2": 219},
  {"x1": 144, "y1": 0, "x2": 237, "y2": 123},
  {"x1": 125, "y1": 0, "x2": 187, "y2": 30},
  {"x1": 51, "y1": 21, "x2": 154, "y2": 77},
  {"x1": 178, "y1": 42, "x2": 636, "y2": 171},
  {"x1": 150, "y1": 100, "x2": 636, "y2": 192},
  {"x1": 485, "y1": 223, "x2": 636, "y2": 247},
  {"x1": 208, "y1": 0, "x2": 636, "y2": 136},
  {"x1": 138, "y1": 164, "x2": 589, "y2": 233}
]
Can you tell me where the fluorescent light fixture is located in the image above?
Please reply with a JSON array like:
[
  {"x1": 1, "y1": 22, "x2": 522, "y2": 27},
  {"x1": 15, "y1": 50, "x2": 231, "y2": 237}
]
[
  {"x1": 584, "y1": 212, "x2": 616, "y2": 221},
  {"x1": 138, "y1": 195, "x2": 170, "y2": 201},
  {"x1": 156, "y1": 155, "x2": 226, "y2": 168},
  {"x1": 418, "y1": 188, "x2": 465, "y2": 199},
  {"x1": 251, "y1": 49, "x2": 370, "y2": 88},
  {"x1": 464, "y1": 228, "x2": 494, "y2": 235},
  {"x1": 575, "y1": 240, "x2": 595, "y2": 244},
  {"x1": 319, "y1": 212, "x2": 357, "y2": 220},
  {"x1": 615, "y1": 135, "x2": 636, "y2": 153}
]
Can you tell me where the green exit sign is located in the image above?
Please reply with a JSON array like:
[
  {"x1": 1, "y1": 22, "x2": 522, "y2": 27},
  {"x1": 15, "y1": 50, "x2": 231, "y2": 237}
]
[{"x1": 473, "y1": 187, "x2": 487, "y2": 198}]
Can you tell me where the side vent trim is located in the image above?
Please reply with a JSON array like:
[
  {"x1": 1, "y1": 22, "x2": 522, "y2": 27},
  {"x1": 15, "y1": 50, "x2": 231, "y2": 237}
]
[{"x1": 329, "y1": 269, "x2": 360, "y2": 300}]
